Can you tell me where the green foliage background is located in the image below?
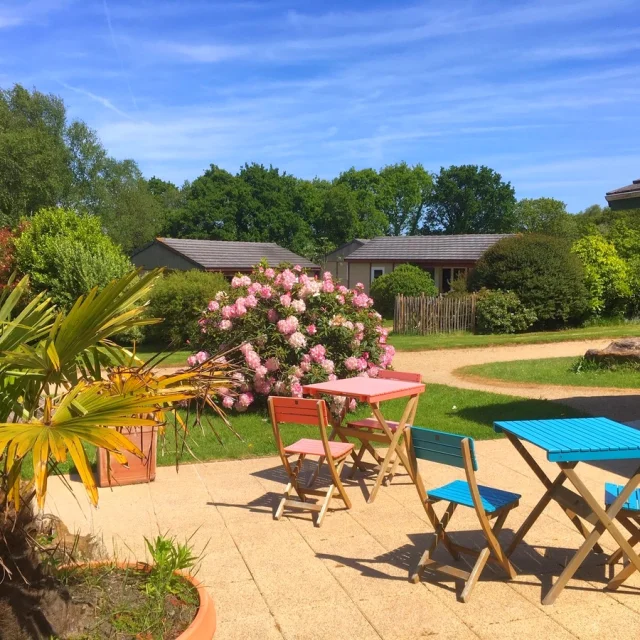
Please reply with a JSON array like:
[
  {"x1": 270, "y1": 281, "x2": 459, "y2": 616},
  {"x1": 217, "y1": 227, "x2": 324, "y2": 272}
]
[{"x1": 370, "y1": 264, "x2": 438, "y2": 317}]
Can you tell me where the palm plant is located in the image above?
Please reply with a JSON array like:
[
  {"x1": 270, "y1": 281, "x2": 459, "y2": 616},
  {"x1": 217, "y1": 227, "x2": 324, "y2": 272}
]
[{"x1": 0, "y1": 270, "x2": 241, "y2": 510}]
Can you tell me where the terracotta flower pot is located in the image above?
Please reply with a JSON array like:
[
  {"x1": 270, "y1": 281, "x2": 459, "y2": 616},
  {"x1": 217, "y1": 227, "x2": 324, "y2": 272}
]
[
  {"x1": 96, "y1": 426, "x2": 157, "y2": 487},
  {"x1": 62, "y1": 562, "x2": 216, "y2": 639}
]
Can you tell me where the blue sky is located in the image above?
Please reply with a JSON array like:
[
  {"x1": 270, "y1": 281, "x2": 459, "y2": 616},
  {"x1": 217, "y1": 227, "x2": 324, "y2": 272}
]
[{"x1": 1, "y1": 0, "x2": 639, "y2": 211}]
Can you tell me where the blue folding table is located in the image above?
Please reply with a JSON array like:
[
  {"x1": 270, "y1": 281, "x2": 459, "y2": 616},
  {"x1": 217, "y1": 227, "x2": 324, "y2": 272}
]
[{"x1": 494, "y1": 417, "x2": 640, "y2": 605}]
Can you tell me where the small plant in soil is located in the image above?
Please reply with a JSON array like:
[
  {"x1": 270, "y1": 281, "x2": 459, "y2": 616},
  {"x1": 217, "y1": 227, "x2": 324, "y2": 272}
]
[{"x1": 56, "y1": 535, "x2": 202, "y2": 639}]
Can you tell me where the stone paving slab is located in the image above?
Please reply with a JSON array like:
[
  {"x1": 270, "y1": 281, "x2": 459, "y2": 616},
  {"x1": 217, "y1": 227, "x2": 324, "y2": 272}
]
[{"x1": 46, "y1": 439, "x2": 640, "y2": 640}]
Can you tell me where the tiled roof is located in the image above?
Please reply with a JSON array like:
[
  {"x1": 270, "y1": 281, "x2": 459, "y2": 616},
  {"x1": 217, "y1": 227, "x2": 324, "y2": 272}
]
[
  {"x1": 606, "y1": 179, "x2": 640, "y2": 200},
  {"x1": 345, "y1": 234, "x2": 514, "y2": 262},
  {"x1": 156, "y1": 238, "x2": 319, "y2": 270}
]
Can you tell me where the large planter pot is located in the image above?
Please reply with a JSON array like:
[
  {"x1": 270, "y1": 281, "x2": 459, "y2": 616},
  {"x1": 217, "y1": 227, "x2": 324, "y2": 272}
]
[
  {"x1": 63, "y1": 562, "x2": 216, "y2": 639},
  {"x1": 96, "y1": 426, "x2": 157, "y2": 488}
]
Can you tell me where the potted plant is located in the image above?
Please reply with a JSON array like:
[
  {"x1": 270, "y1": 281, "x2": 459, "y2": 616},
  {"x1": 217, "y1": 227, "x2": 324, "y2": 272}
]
[{"x1": 0, "y1": 270, "x2": 239, "y2": 638}]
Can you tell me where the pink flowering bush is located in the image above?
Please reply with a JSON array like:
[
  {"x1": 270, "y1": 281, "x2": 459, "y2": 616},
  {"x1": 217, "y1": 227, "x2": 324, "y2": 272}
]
[{"x1": 192, "y1": 262, "x2": 394, "y2": 411}]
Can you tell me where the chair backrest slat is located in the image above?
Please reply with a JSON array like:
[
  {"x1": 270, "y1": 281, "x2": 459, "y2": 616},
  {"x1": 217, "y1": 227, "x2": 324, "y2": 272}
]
[
  {"x1": 410, "y1": 426, "x2": 478, "y2": 471},
  {"x1": 378, "y1": 369, "x2": 422, "y2": 383},
  {"x1": 269, "y1": 396, "x2": 328, "y2": 426}
]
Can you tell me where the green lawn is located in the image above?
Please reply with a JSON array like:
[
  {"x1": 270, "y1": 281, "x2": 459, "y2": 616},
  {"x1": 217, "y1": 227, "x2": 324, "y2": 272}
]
[
  {"x1": 388, "y1": 322, "x2": 640, "y2": 352},
  {"x1": 459, "y1": 357, "x2": 640, "y2": 389},
  {"x1": 120, "y1": 344, "x2": 191, "y2": 367},
  {"x1": 37, "y1": 383, "x2": 582, "y2": 480}
]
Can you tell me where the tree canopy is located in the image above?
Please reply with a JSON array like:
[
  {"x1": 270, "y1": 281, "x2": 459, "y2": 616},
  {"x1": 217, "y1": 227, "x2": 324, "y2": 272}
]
[{"x1": 424, "y1": 165, "x2": 517, "y2": 234}]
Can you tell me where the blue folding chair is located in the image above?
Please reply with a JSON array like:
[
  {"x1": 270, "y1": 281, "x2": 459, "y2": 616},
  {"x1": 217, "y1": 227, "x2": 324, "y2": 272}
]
[
  {"x1": 605, "y1": 482, "x2": 640, "y2": 589},
  {"x1": 405, "y1": 426, "x2": 521, "y2": 602}
]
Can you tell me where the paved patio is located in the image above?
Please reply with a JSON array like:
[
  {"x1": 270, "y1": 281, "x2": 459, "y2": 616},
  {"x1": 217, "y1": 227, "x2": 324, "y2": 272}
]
[{"x1": 47, "y1": 440, "x2": 640, "y2": 640}]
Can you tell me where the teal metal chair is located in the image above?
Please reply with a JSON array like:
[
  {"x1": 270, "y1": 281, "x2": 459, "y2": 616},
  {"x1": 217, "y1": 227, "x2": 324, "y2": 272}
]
[
  {"x1": 605, "y1": 482, "x2": 640, "y2": 589},
  {"x1": 405, "y1": 426, "x2": 521, "y2": 602}
]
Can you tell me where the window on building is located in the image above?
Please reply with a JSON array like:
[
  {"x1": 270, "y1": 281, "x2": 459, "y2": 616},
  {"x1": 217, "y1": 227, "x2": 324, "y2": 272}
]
[
  {"x1": 441, "y1": 268, "x2": 452, "y2": 293},
  {"x1": 371, "y1": 265, "x2": 385, "y2": 280}
]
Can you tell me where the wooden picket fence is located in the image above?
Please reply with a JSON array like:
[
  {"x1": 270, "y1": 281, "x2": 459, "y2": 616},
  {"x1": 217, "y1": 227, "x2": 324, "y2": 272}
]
[{"x1": 394, "y1": 294, "x2": 478, "y2": 335}]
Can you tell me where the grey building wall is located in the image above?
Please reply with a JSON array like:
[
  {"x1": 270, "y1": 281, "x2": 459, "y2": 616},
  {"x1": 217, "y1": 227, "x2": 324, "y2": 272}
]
[{"x1": 131, "y1": 243, "x2": 201, "y2": 271}]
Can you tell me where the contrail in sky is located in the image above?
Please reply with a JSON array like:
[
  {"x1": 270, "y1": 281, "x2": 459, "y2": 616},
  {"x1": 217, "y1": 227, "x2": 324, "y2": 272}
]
[{"x1": 103, "y1": 0, "x2": 138, "y2": 110}]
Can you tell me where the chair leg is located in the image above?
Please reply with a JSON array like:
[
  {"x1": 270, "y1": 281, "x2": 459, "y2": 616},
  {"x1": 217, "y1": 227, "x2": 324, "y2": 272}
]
[
  {"x1": 349, "y1": 444, "x2": 367, "y2": 479},
  {"x1": 316, "y1": 484, "x2": 336, "y2": 527},
  {"x1": 411, "y1": 502, "x2": 458, "y2": 582},
  {"x1": 460, "y1": 548, "x2": 491, "y2": 603}
]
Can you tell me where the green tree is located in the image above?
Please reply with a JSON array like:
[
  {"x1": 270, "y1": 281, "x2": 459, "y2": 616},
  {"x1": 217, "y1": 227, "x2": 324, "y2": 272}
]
[
  {"x1": 424, "y1": 165, "x2": 517, "y2": 234},
  {"x1": 378, "y1": 162, "x2": 432, "y2": 235},
  {"x1": 571, "y1": 235, "x2": 631, "y2": 315},
  {"x1": 470, "y1": 235, "x2": 589, "y2": 328},
  {"x1": 370, "y1": 264, "x2": 437, "y2": 317},
  {"x1": 514, "y1": 198, "x2": 577, "y2": 236},
  {"x1": 14, "y1": 207, "x2": 132, "y2": 308},
  {"x1": 0, "y1": 85, "x2": 71, "y2": 225},
  {"x1": 65, "y1": 121, "x2": 164, "y2": 252}
]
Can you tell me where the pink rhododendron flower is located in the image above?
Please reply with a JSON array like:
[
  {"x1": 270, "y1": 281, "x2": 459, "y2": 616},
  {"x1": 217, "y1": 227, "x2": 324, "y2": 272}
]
[
  {"x1": 344, "y1": 320, "x2": 354, "y2": 331},
  {"x1": 290, "y1": 381, "x2": 303, "y2": 397},
  {"x1": 234, "y1": 302, "x2": 247, "y2": 317},
  {"x1": 294, "y1": 264, "x2": 303, "y2": 272},
  {"x1": 248, "y1": 282, "x2": 261, "y2": 294},
  {"x1": 222, "y1": 396, "x2": 235, "y2": 409},
  {"x1": 231, "y1": 275, "x2": 251, "y2": 288},
  {"x1": 306, "y1": 324, "x2": 317, "y2": 335},
  {"x1": 368, "y1": 364, "x2": 380, "y2": 377},
  {"x1": 300, "y1": 361, "x2": 312, "y2": 373},
  {"x1": 245, "y1": 294, "x2": 258, "y2": 308},
  {"x1": 353, "y1": 293, "x2": 372, "y2": 308},
  {"x1": 349, "y1": 399, "x2": 357, "y2": 412},
  {"x1": 267, "y1": 308, "x2": 278, "y2": 322},
  {"x1": 255, "y1": 379, "x2": 272, "y2": 395},
  {"x1": 309, "y1": 344, "x2": 326, "y2": 363},
  {"x1": 323, "y1": 271, "x2": 332, "y2": 280},
  {"x1": 265, "y1": 357, "x2": 280, "y2": 372},
  {"x1": 336, "y1": 294, "x2": 345, "y2": 304},
  {"x1": 355, "y1": 282, "x2": 365, "y2": 289},
  {"x1": 292, "y1": 366, "x2": 304, "y2": 378},
  {"x1": 338, "y1": 285, "x2": 348, "y2": 294},
  {"x1": 240, "y1": 343, "x2": 254, "y2": 356},
  {"x1": 218, "y1": 319, "x2": 232, "y2": 330},
  {"x1": 215, "y1": 291, "x2": 227, "y2": 301},
  {"x1": 187, "y1": 355, "x2": 197, "y2": 367},
  {"x1": 344, "y1": 356, "x2": 359, "y2": 371},
  {"x1": 260, "y1": 285, "x2": 273, "y2": 299},
  {"x1": 195, "y1": 350, "x2": 209, "y2": 364},
  {"x1": 264, "y1": 268, "x2": 275, "y2": 279},
  {"x1": 208, "y1": 300, "x2": 219, "y2": 312},
  {"x1": 238, "y1": 392, "x2": 254, "y2": 408},
  {"x1": 290, "y1": 299, "x2": 306, "y2": 313},
  {"x1": 288, "y1": 331, "x2": 307, "y2": 349},
  {"x1": 245, "y1": 350, "x2": 261, "y2": 370},
  {"x1": 322, "y1": 359, "x2": 335, "y2": 374},
  {"x1": 274, "y1": 380, "x2": 286, "y2": 394},
  {"x1": 280, "y1": 293, "x2": 292, "y2": 307},
  {"x1": 277, "y1": 316, "x2": 299, "y2": 335},
  {"x1": 232, "y1": 372, "x2": 245, "y2": 382},
  {"x1": 254, "y1": 365, "x2": 268, "y2": 379},
  {"x1": 322, "y1": 280, "x2": 335, "y2": 293},
  {"x1": 328, "y1": 374, "x2": 337, "y2": 381},
  {"x1": 221, "y1": 305, "x2": 234, "y2": 319}
]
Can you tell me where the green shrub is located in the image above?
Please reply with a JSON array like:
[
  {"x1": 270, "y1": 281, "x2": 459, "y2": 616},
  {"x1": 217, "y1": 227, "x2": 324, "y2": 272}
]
[
  {"x1": 571, "y1": 235, "x2": 631, "y2": 316},
  {"x1": 147, "y1": 270, "x2": 229, "y2": 345},
  {"x1": 470, "y1": 234, "x2": 589, "y2": 328},
  {"x1": 370, "y1": 264, "x2": 437, "y2": 317},
  {"x1": 14, "y1": 207, "x2": 131, "y2": 308},
  {"x1": 475, "y1": 289, "x2": 537, "y2": 334}
]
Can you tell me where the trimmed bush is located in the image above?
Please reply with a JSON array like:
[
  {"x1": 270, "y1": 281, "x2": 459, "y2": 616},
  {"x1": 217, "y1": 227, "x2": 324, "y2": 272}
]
[
  {"x1": 571, "y1": 235, "x2": 631, "y2": 316},
  {"x1": 370, "y1": 264, "x2": 437, "y2": 317},
  {"x1": 14, "y1": 207, "x2": 131, "y2": 308},
  {"x1": 470, "y1": 235, "x2": 589, "y2": 328},
  {"x1": 194, "y1": 264, "x2": 393, "y2": 412},
  {"x1": 475, "y1": 289, "x2": 537, "y2": 334},
  {"x1": 147, "y1": 270, "x2": 229, "y2": 345}
]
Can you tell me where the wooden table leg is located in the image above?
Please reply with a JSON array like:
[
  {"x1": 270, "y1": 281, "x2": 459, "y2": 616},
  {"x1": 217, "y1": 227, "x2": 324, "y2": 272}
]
[
  {"x1": 504, "y1": 433, "x2": 603, "y2": 554},
  {"x1": 542, "y1": 464, "x2": 640, "y2": 604},
  {"x1": 367, "y1": 396, "x2": 418, "y2": 503}
]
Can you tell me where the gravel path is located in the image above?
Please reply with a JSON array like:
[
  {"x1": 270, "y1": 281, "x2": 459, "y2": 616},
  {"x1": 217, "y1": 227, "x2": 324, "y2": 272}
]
[{"x1": 393, "y1": 339, "x2": 640, "y2": 422}]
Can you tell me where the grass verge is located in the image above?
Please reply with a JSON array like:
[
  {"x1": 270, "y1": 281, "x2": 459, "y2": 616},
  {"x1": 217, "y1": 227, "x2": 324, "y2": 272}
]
[
  {"x1": 458, "y1": 357, "x2": 640, "y2": 389},
  {"x1": 388, "y1": 322, "x2": 640, "y2": 352},
  {"x1": 37, "y1": 384, "x2": 582, "y2": 479}
]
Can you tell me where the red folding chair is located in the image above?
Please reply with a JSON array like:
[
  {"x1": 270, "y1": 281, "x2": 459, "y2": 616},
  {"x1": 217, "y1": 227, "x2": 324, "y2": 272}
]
[
  {"x1": 268, "y1": 396, "x2": 354, "y2": 527},
  {"x1": 346, "y1": 370, "x2": 422, "y2": 482}
]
